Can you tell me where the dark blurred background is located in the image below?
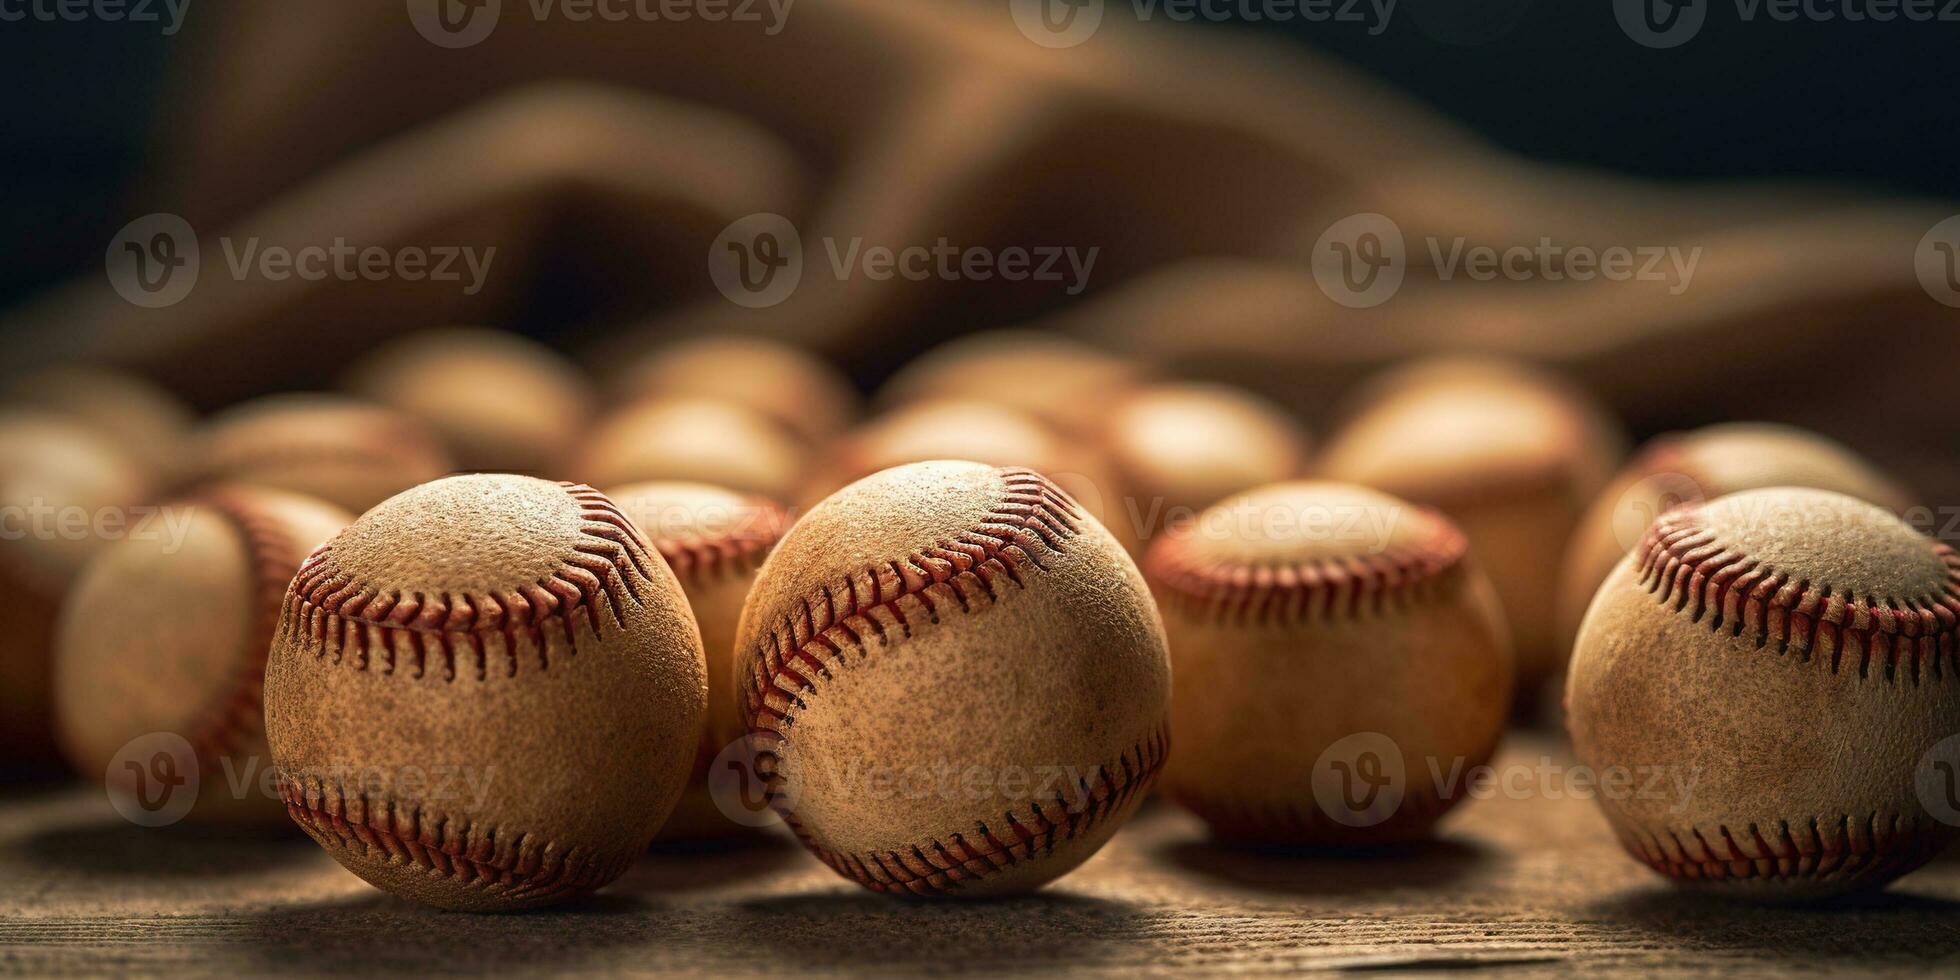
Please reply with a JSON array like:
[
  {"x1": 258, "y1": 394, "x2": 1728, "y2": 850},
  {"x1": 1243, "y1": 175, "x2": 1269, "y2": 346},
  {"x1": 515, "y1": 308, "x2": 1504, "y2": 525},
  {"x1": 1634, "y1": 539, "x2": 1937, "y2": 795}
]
[{"x1": 0, "y1": 0, "x2": 1953, "y2": 312}]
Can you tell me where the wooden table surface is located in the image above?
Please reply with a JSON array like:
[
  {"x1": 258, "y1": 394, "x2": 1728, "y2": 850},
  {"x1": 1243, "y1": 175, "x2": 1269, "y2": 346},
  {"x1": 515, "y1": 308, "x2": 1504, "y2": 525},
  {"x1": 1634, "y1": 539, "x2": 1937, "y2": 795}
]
[{"x1": 2, "y1": 734, "x2": 1957, "y2": 977}]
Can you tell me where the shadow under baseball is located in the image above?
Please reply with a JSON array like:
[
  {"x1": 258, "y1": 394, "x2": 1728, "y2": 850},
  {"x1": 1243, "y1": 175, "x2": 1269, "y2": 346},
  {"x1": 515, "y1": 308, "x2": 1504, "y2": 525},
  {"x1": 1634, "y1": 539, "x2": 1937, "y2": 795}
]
[
  {"x1": 1587, "y1": 884, "x2": 1960, "y2": 963},
  {"x1": 1157, "y1": 835, "x2": 1494, "y2": 898},
  {"x1": 732, "y1": 890, "x2": 1155, "y2": 972},
  {"x1": 10, "y1": 817, "x2": 316, "y2": 878},
  {"x1": 218, "y1": 891, "x2": 668, "y2": 974}
]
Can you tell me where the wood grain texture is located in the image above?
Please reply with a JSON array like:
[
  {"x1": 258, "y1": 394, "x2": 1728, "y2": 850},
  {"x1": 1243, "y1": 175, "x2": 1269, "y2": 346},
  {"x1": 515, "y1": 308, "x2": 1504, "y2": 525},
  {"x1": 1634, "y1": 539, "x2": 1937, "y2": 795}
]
[{"x1": 1, "y1": 735, "x2": 1956, "y2": 976}]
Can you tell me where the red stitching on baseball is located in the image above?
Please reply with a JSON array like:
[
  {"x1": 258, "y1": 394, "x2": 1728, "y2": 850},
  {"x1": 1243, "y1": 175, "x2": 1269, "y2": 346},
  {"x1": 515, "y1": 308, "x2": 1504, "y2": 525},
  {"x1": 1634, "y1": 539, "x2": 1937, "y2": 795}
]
[
  {"x1": 646, "y1": 495, "x2": 790, "y2": 587},
  {"x1": 278, "y1": 775, "x2": 624, "y2": 904},
  {"x1": 740, "y1": 468, "x2": 1162, "y2": 893},
  {"x1": 778, "y1": 722, "x2": 1169, "y2": 895},
  {"x1": 1144, "y1": 514, "x2": 1469, "y2": 627},
  {"x1": 180, "y1": 490, "x2": 301, "y2": 769},
  {"x1": 1618, "y1": 812, "x2": 1945, "y2": 885},
  {"x1": 276, "y1": 483, "x2": 659, "y2": 681},
  {"x1": 741, "y1": 468, "x2": 1080, "y2": 741},
  {"x1": 1634, "y1": 507, "x2": 1960, "y2": 683}
]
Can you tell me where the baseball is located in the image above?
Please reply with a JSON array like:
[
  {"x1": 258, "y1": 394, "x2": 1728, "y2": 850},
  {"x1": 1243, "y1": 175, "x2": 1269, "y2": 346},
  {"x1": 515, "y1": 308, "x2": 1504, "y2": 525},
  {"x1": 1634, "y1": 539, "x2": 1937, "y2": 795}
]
[
  {"x1": 1566, "y1": 487, "x2": 1960, "y2": 900},
  {"x1": 54, "y1": 486, "x2": 351, "y2": 823},
  {"x1": 605, "y1": 480, "x2": 791, "y2": 840},
  {"x1": 797, "y1": 399, "x2": 1134, "y2": 554},
  {"x1": 1099, "y1": 381, "x2": 1311, "y2": 539},
  {"x1": 1557, "y1": 423, "x2": 1912, "y2": 652},
  {"x1": 611, "y1": 335, "x2": 860, "y2": 446},
  {"x1": 1317, "y1": 357, "x2": 1623, "y2": 703},
  {"x1": 263, "y1": 474, "x2": 707, "y2": 911},
  {"x1": 343, "y1": 327, "x2": 595, "y2": 474},
  {"x1": 0, "y1": 411, "x2": 153, "y2": 775},
  {"x1": 1146, "y1": 481, "x2": 1512, "y2": 843},
  {"x1": 185, "y1": 394, "x2": 454, "y2": 516},
  {"x1": 2, "y1": 366, "x2": 195, "y2": 481},
  {"x1": 572, "y1": 396, "x2": 807, "y2": 503},
  {"x1": 877, "y1": 331, "x2": 1143, "y2": 437},
  {"x1": 736, "y1": 461, "x2": 1170, "y2": 896}
]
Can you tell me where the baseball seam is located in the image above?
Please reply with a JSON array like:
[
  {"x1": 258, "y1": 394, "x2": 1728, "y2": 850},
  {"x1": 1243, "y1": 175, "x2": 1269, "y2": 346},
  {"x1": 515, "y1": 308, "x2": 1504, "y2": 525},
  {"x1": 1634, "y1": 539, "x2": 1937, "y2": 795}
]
[
  {"x1": 1618, "y1": 811, "x2": 1946, "y2": 885},
  {"x1": 1144, "y1": 514, "x2": 1470, "y2": 627},
  {"x1": 783, "y1": 723, "x2": 1169, "y2": 896},
  {"x1": 182, "y1": 491, "x2": 301, "y2": 768},
  {"x1": 742, "y1": 468, "x2": 1164, "y2": 894},
  {"x1": 646, "y1": 496, "x2": 790, "y2": 588},
  {"x1": 276, "y1": 483, "x2": 656, "y2": 681},
  {"x1": 278, "y1": 774, "x2": 626, "y2": 905},
  {"x1": 1634, "y1": 509, "x2": 1960, "y2": 683}
]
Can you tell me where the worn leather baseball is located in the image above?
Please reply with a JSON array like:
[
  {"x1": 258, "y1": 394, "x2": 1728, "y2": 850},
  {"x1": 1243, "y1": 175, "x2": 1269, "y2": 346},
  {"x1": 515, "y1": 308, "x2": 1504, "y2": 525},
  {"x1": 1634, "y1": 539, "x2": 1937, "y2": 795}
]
[
  {"x1": 1558, "y1": 423, "x2": 1912, "y2": 653},
  {"x1": 0, "y1": 411, "x2": 153, "y2": 776},
  {"x1": 605, "y1": 481, "x2": 790, "y2": 841},
  {"x1": 186, "y1": 394, "x2": 453, "y2": 516},
  {"x1": 263, "y1": 474, "x2": 707, "y2": 911},
  {"x1": 797, "y1": 399, "x2": 1135, "y2": 555},
  {"x1": 877, "y1": 331, "x2": 1143, "y2": 437},
  {"x1": 737, "y1": 461, "x2": 1170, "y2": 896},
  {"x1": 2, "y1": 366, "x2": 195, "y2": 482},
  {"x1": 1100, "y1": 382, "x2": 1311, "y2": 538},
  {"x1": 1567, "y1": 488, "x2": 1960, "y2": 900},
  {"x1": 344, "y1": 327, "x2": 594, "y2": 474},
  {"x1": 611, "y1": 335, "x2": 859, "y2": 446},
  {"x1": 1146, "y1": 481, "x2": 1512, "y2": 843},
  {"x1": 1317, "y1": 357, "x2": 1623, "y2": 703},
  {"x1": 54, "y1": 486, "x2": 350, "y2": 823},
  {"x1": 571, "y1": 396, "x2": 807, "y2": 503}
]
